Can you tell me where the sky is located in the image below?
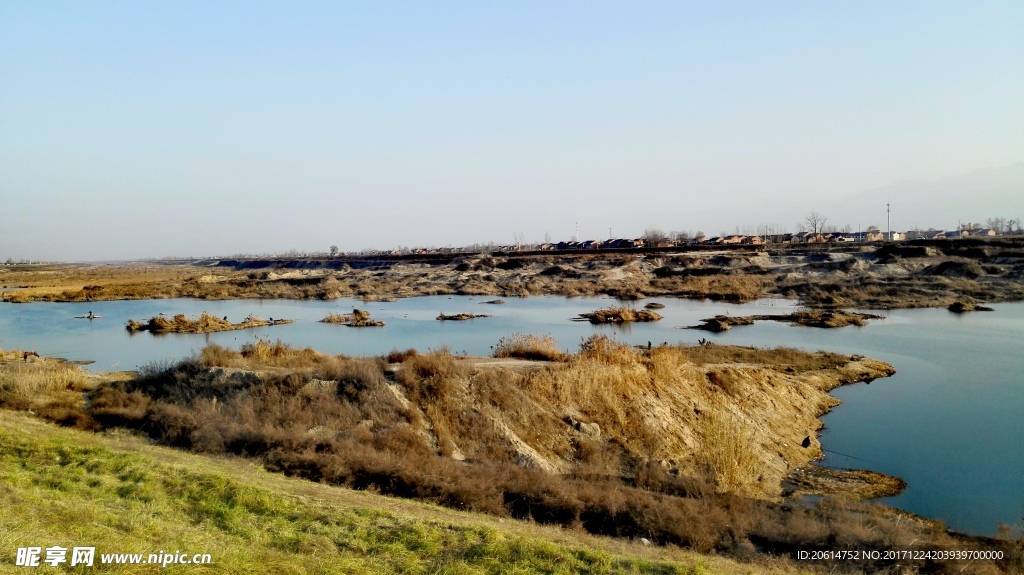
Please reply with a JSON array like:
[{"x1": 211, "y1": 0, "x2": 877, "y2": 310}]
[{"x1": 1, "y1": 1, "x2": 1022, "y2": 261}]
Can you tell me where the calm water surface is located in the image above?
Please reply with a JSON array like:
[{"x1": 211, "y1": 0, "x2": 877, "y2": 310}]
[{"x1": 0, "y1": 295, "x2": 1020, "y2": 536}]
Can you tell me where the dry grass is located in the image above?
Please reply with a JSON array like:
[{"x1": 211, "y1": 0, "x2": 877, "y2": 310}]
[
  {"x1": 3, "y1": 341, "x2": 1015, "y2": 572},
  {"x1": 320, "y1": 308, "x2": 385, "y2": 326},
  {"x1": 320, "y1": 312, "x2": 351, "y2": 323},
  {"x1": 492, "y1": 334, "x2": 568, "y2": 361},
  {"x1": 651, "y1": 275, "x2": 774, "y2": 302},
  {"x1": 677, "y1": 344, "x2": 851, "y2": 371},
  {"x1": 578, "y1": 306, "x2": 664, "y2": 324},
  {"x1": 199, "y1": 339, "x2": 329, "y2": 369},
  {"x1": 695, "y1": 411, "x2": 759, "y2": 493},
  {"x1": 0, "y1": 359, "x2": 90, "y2": 412},
  {"x1": 437, "y1": 312, "x2": 491, "y2": 320},
  {"x1": 0, "y1": 351, "x2": 102, "y2": 430},
  {"x1": 126, "y1": 312, "x2": 290, "y2": 333}
]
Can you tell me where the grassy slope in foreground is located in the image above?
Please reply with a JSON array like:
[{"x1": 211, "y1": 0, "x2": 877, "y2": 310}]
[{"x1": 0, "y1": 411, "x2": 801, "y2": 575}]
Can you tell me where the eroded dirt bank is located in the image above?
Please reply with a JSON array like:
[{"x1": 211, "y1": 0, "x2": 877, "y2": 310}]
[
  {"x1": 4, "y1": 238, "x2": 1024, "y2": 309},
  {"x1": 5, "y1": 341, "x2": 1021, "y2": 573},
  {"x1": 2, "y1": 340, "x2": 893, "y2": 501}
]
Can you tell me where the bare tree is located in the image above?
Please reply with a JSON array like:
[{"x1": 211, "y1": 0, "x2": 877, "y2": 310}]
[
  {"x1": 802, "y1": 212, "x2": 828, "y2": 235},
  {"x1": 643, "y1": 228, "x2": 668, "y2": 246},
  {"x1": 511, "y1": 232, "x2": 526, "y2": 251},
  {"x1": 755, "y1": 223, "x2": 775, "y2": 237},
  {"x1": 986, "y1": 217, "x2": 1007, "y2": 234}
]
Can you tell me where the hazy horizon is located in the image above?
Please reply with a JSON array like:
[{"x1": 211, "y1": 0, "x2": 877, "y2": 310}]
[{"x1": 2, "y1": 2, "x2": 1022, "y2": 261}]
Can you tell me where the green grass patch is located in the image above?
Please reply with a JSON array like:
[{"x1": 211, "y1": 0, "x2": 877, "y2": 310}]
[{"x1": 0, "y1": 412, "x2": 719, "y2": 574}]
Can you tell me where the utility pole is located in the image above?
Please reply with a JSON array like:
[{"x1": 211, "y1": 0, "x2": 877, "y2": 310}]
[
  {"x1": 887, "y1": 203, "x2": 891, "y2": 241},
  {"x1": 575, "y1": 221, "x2": 578, "y2": 242}
]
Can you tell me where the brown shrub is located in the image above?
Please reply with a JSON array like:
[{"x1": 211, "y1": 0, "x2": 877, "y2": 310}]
[
  {"x1": 316, "y1": 358, "x2": 387, "y2": 400},
  {"x1": 577, "y1": 334, "x2": 638, "y2": 365},
  {"x1": 385, "y1": 347, "x2": 419, "y2": 363},
  {"x1": 396, "y1": 350, "x2": 465, "y2": 401},
  {"x1": 145, "y1": 402, "x2": 200, "y2": 448},
  {"x1": 89, "y1": 387, "x2": 151, "y2": 428},
  {"x1": 492, "y1": 333, "x2": 567, "y2": 361}
]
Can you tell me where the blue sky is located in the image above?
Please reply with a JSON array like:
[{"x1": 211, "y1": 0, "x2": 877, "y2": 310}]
[{"x1": 2, "y1": 1, "x2": 1022, "y2": 260}]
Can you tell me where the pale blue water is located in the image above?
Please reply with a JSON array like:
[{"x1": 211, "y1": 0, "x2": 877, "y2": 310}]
[
  {"x1": 0, "y1": 295, "x2": 1020, "y2": 537},
  {"x1": 0, "y1": 296, "x2": 800, "y2": 370}
]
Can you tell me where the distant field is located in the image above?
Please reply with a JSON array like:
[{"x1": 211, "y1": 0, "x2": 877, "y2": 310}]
[{"x1": 3, "y1": 238, "x2": 1023, "y2": 308}]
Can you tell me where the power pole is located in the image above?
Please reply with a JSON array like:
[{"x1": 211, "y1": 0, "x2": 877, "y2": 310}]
[{"x1": 887, "y1": 203, "x2": 891, "y2": 241}]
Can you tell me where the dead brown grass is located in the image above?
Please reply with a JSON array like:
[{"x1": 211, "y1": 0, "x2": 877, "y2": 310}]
[
  {"x1": 0, "y1": 358, "x2": 90, "y2": 411},
  {"x1": 678, "y1": 344, "x2": 851, "y2": 371},
  {"x1": 320, "y1": 312, "x2": 351, "y2": 323},
  {"x1": 651, "y1": 275, "x2": 774, "y2": 302},
  {"x1": 492, "y1": 334, "x2": 567, "y2": 361},
  {"x1": 126, "y1": 312, "x2": 290, "y2": 333},
  {"x1": 320, "y1": 308, "x2": 385, "y2": 326},
  {"x1": 696, "y1": 410, "x2": 759, "y2": 493},
  {"x1": 578, "y1": 306, "x2": 663, "y2": 324},
  {"x1": 1, "y1": 340, "x2": 1015, "y2": 572},
  {"x1": 200, "y1": 339, "x2": 329, "y2": 369},
  {"x1": 437, "y1": 312, "x2": 490, "y2": 320}
]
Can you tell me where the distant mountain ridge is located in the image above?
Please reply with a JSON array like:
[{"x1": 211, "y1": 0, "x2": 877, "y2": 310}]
[{"x1": 830, "y1": 162, "x2": 1024, "y2": 232}]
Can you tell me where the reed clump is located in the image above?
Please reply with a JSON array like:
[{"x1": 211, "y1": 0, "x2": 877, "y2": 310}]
[
  {"x1": 320, "y1": 308, "x2": 385, "y2": 326},
  {"x1": 0, "y1": 358, "x2": 90, "y2": 412},
  {"x1": 126, "y1": 313, "x2": 292, "y2": 334},
  {"x1": 492, "y1": 334, "x2": 567, "y2": 362},
  {"x1": 577, "y1": 306, "x2": 663, "y2": 324},
  {"x1": 0, "y1": 349, "x2": 97, "y2": 429},
  {"x1": 695, "y1": 410, "x2": 758, "y2": 493},
  {"x1": 437, "y1": 313, "x2": 490, "y2": 321}
]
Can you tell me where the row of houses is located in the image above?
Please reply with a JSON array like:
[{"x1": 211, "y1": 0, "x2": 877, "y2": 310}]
[
  {"x1": 905, "y1": 228, "x2": 998, "y2": 240},
  {"x1": 352, "y1": 226, "x2": 1007, "y2": 257},
  {"x1": 535, "y1": 231, "x2": 882, "y2": 250},
  {"x1": 538, "y1": 239, "x2": 646, "y2": 251}
]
